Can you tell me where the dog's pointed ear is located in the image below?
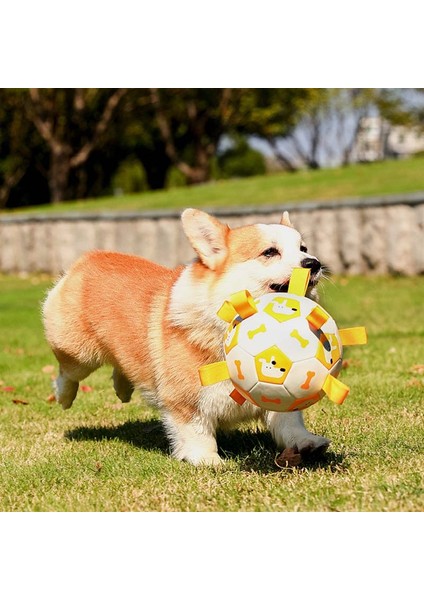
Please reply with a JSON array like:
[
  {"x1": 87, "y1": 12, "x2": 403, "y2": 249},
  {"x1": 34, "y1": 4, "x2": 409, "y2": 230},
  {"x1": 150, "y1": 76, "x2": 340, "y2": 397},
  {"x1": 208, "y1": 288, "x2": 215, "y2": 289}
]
[
  {"x1": 181, "y1": 209, "x2": 230, "y2": 270},
  {"x1": 280, "y1": 211, "x2": 294, "y2": 228}
]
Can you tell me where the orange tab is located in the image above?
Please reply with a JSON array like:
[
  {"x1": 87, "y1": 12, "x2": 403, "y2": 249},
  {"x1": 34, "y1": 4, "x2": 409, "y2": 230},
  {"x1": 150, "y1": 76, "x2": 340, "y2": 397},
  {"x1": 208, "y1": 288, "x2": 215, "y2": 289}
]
[
  {"x1": 230, "y1": 388, "x2": 246, "y2": 406},
  {"x1": 339, "y1": 327, "x2": 368, "y2": 346},
  {"x1": 322, "y1": 374, "x2": 350, "y2": 405},
  {"x1": 306, "y1": 305, "x2": 329, "y2": 330}
]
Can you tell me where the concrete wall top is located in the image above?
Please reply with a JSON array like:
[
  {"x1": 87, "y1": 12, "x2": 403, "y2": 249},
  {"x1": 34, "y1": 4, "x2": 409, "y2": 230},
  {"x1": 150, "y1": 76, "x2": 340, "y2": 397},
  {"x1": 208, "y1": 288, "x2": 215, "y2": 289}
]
[{"x1": 1, "y1": 190, "x2": 424, "y2": 224}]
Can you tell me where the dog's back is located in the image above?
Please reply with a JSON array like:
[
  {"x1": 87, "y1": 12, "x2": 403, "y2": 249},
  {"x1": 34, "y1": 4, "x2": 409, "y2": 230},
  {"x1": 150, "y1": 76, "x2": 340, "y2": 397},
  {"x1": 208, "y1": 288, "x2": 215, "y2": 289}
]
[{"x1": 43, "y1": 250, "x2": 181, "y2": 399}]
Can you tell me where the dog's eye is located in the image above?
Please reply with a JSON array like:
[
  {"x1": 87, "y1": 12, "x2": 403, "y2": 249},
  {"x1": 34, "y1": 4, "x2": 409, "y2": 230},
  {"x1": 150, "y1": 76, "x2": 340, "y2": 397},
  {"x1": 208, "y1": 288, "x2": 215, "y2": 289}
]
[
  {"x1": 300, "y1": 244, "x2": 308, "y2": 253},
  {"x1": 262, "y1": 247, "x2": 280, "y2": 258}
]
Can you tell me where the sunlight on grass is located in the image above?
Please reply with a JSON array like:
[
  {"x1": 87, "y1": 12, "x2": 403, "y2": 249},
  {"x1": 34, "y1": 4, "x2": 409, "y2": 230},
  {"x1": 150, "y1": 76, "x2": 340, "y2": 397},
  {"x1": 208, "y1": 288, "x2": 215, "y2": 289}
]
[
  {"x1": 0, "y1": 274, "x2": 423, "y2": 511},
  {"x1": 3, "y1": 156, "x2": 424, "y2": 216}
]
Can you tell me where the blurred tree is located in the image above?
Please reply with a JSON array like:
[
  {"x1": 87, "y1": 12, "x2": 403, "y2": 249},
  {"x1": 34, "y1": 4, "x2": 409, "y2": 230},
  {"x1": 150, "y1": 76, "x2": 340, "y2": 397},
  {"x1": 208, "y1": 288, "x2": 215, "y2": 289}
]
[
  {"x1": 285, "y1": 89, "x2": 375, "y2": 168},
  {"x1": 0, "y1": 89, "x2": 47, "y2": 208},
  {"x1": 109, "y1": 90, "x2": 172, "y2": 190},
  {"x1": 111, "y1": 158, "x2": 148, "y2": 194},
  {"x1": 233, "y1": 88, "x2": 323, "y2": 172},
  {"x1": 413, "y1": 89, "x2": 424, "y2": 125},
  {"x1": 26, "y1": 88, "x2": 127, "y2": 203},
  {"x1": 149, "y1": 88, "x2": 237, "y2": 184},
  {"x1": 282, "y1": 89, "x2": 331, "y2": 169},
  {"x1": 218, "y1": 136, "x2": 266, "y2": 179},
  {"x1": 267, "y1": 89, "x2": 417, "y2": 170},
  {"x1": 149, "y1": 88, "x2": 318, "y2": 182},
  {"x1": 2, "y1": 88, "x2": 421, "y2": 209}
]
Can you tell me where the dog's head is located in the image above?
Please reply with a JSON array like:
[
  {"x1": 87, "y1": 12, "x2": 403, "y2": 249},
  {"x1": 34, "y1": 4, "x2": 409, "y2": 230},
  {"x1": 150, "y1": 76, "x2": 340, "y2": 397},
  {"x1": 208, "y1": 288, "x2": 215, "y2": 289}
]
[{"x1": 181, "y1": 208, "x2": 322, "y2": 301}]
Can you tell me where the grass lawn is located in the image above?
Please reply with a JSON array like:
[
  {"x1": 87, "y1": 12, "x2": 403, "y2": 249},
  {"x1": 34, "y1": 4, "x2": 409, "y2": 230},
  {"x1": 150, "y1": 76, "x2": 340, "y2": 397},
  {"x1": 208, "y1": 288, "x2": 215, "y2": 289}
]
[
  {"x1": 0, "y1": 273, "x2": 423, "y2": 511},
  {"x1": 3, "y1": 155, "x2": 424, "y2": 216}
]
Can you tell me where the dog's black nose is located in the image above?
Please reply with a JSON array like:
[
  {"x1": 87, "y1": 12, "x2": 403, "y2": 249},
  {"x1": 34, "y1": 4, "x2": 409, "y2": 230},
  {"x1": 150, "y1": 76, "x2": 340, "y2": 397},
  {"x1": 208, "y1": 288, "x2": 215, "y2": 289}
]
[{"x1": 301, "y1": 257, "x2": 321, "y2": 274}]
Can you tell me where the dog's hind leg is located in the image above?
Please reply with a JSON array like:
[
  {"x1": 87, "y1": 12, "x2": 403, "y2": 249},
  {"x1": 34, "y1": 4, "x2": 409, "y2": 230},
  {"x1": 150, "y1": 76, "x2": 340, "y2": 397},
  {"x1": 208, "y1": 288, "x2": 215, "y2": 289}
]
[
  {"x1": 112, "y1": 368, "x2": 134, "y2": 403},
  {"x1": 54, "y1": 370, "x2": 79, "y2": 410},
  {"x1": 53, "y1": 353, "x2": 99, "y2": 409}
]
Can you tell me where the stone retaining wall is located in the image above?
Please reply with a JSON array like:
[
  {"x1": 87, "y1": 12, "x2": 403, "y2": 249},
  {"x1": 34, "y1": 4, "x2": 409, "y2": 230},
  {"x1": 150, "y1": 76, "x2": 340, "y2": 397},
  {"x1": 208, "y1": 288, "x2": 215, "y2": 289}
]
[{"x1": 1, "y1": 192, "x2": 423, "y2": 275}]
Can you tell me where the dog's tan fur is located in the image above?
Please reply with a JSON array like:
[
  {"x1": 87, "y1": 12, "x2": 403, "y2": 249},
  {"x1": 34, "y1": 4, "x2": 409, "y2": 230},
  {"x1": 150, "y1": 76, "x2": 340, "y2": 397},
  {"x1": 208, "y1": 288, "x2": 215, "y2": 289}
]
[{"x1": 43, "y1": 209, "x2": 330, "y2": 465}]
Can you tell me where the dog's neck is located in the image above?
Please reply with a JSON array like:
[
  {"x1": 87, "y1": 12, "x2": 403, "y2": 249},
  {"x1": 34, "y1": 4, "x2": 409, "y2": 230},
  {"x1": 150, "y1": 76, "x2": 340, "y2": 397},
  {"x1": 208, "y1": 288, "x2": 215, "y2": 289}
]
[
  {"x1": 169, "y1": 262, "x2": 322, "y2": 360},
  {"x1": 168, "y1": 264, "x2": 228, "y2": 359}
]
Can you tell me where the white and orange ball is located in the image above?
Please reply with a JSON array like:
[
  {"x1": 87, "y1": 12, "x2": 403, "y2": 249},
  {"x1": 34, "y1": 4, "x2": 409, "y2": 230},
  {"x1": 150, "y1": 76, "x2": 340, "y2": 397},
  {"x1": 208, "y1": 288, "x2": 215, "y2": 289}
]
[
  {"x1": 223, "y1": 293, "x2": 342, "y2": 412},
  {"x1": 199, "y1": 268, "x2": 367, "y2": 413}
]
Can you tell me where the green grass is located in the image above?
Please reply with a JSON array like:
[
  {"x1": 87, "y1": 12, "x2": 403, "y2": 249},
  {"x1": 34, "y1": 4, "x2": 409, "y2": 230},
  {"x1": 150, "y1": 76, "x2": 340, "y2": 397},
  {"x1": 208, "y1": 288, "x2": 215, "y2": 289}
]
[
  {"x1": 3, "y1": 156, "x2": 424, "y2": 215},
  {"x1": 0, "y1": 274, "x2": 423, "y2": 511}
]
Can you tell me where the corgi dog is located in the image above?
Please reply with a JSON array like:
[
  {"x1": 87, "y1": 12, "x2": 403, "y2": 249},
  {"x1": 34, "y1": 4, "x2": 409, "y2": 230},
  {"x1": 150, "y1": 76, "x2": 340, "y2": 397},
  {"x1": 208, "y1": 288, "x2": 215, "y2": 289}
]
[{"x1": 43, "y1": 209, "x2": 330, "y2": 466}]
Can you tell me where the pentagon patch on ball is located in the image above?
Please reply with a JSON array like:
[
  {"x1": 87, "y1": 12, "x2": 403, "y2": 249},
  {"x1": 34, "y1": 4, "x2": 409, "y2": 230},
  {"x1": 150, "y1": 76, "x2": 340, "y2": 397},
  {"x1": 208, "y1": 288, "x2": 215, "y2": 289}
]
[{"x1": 199, "y1": 268, "x2": 367, "y2": 412}]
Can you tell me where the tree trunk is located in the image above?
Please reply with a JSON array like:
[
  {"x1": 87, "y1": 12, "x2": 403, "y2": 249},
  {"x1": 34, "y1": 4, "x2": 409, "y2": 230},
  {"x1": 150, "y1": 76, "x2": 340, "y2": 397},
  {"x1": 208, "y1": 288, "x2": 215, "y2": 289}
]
[
  {"x1": 50, "y1": 149, "x2": 72, "y2": 203},
  {"x1": 138, "y1": 147, "x2": 171, "y2": 190},
  {"x1": 0, "y1": 167, "x2": 25, "y2": 208},
  {"x1": 149, "y1": 88, "x2": 216, "y2": 186},
  {"x1": 184, "y1": 165, "x2": 210, "y2": 185},
  {"x1": 182, "y1": 142, "x2": 212, "y2": 184},
  {"x1": 266, "y1": 137, "x2": 298, "y2": 172},
  {"x1": 307, "y1": 159, "x2": 320, "y2": 170}
]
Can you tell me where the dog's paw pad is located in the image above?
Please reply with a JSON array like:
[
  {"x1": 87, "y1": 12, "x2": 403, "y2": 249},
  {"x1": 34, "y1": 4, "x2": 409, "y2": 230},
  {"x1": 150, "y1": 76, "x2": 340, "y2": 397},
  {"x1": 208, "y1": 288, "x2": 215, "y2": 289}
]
[{"x1": 275, "y1": 447, "x2": 302, "y2": 468}]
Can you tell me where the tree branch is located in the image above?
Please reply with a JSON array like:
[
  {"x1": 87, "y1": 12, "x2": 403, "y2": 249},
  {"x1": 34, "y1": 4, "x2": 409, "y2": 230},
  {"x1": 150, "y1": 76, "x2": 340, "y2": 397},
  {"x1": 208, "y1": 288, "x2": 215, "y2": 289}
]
[
  {"x1": 266, "y1": 137, "x2": 298, "y2": 172},
  {"x1": 70, "y1": 88, "x2": 128, "y2": 168},
  {"x1": 150, "y1": 88, "x2": 200, "y2": 179},
  {"x1": 0, "y1": 166, "x2": 25, "y2": 208},
  {"x1": 28, "y1": 88, "x2": 63, "y2": 154},
  {"x1": 150, "y1": 87, "x2": 179, "y2": 163},
  {"x1": 218, "y1": 88, "x2": 233, "y2": 124},
  {"x1": 73, "y1": 89, "x2": 85, "y2": 111}
]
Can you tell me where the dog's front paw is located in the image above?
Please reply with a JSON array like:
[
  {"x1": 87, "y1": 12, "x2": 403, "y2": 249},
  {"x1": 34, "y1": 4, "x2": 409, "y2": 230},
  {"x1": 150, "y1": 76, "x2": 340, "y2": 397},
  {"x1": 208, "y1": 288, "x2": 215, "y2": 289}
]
[
  {"x1": 296, "y1": 433, "x2": 331, "y2": 456},
  {"x1": 183, "y1": 451, "x2": 224, "y2": 468}
]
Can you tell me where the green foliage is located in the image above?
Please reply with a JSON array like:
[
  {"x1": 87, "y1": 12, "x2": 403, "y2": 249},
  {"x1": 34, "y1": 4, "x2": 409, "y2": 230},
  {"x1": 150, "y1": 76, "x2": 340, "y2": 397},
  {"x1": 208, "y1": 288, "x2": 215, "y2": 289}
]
[
  {"x1": 218, "y1": 137, "x2": 266, "y2": 179},
  {"x1": 0, "y1": 89, "x2": 47, "y2": 208},
  {"x1": 111, "y1": 158, "x2": 148, "y2": 194},
  {"x1": 165, "y1": 166, "x2": 187, "y2": 188},
  {"x1": 233, "y1": 88, "x2": 323, "y2": 138},
  {"x1": 1, "y1": 88, "x2": 423, "y2": 208}
]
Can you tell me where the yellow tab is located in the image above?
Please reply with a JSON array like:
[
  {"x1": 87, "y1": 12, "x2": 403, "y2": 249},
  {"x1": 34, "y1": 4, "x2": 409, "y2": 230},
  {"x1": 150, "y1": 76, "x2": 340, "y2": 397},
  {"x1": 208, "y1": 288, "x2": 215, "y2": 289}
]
[
  {"x1": 288, "y1": 268, "x2": 311, "y2": 297},
  {"x1": 217, "y1": 300, "x2": 238, "y2": 323},
  {"x1": 322, "y1": 374, "x2": 350, "y2": 405},
  {"x1": 199, "y1": 362, "x2": 230, "y2": 386},
  {"x1": 217, "y1": 290, "x2": 257, "y2": 322},
  {"x1": 229, "y1": 290, "x2": 258, "y2": 319},
  {"x1": 339, "y1": 327, "x2": 368, "y2": 346},
  {"x1": 306, "y1": 305, "x2": 329, "y2": 330}
]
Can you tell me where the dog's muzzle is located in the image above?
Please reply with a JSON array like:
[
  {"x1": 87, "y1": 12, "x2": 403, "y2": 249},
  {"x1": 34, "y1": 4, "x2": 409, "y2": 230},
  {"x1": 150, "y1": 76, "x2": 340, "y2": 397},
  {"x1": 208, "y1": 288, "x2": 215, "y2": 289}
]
[
  {"x1": 270, "y1": 258, "x2": 322, "y2": 293},
  {"x1": 300, "y1": 257, "x2": 322, "y2": 275}
]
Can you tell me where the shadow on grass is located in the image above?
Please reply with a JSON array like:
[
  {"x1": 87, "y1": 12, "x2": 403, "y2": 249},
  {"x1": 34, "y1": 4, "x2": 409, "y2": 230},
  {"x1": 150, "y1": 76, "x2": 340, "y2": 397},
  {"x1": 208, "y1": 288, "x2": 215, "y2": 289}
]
[
  {"x1": 65, "y1": 419, "x2": 169, "y2": 455},
  {"x1": 65, "y1": 419, "x2": 347, "y2": 473},
  {"x1": 217, "y1": 429, "x2": 348, "y2": 474}
]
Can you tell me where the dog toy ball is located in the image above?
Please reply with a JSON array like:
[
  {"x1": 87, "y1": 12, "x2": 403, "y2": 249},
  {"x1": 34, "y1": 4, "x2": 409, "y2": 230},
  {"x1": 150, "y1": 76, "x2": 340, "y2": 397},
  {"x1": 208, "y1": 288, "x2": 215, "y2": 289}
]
[{"x1": 198, "y1": 268, "x2": 367, "y2": 412}]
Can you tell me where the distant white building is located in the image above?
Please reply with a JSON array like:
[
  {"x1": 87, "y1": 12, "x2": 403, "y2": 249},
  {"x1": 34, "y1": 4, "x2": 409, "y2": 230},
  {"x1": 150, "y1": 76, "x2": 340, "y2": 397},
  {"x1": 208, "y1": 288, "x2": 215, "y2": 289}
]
[{"x1": 354, "y1": 116, "x2": 424, "y2": 162}]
